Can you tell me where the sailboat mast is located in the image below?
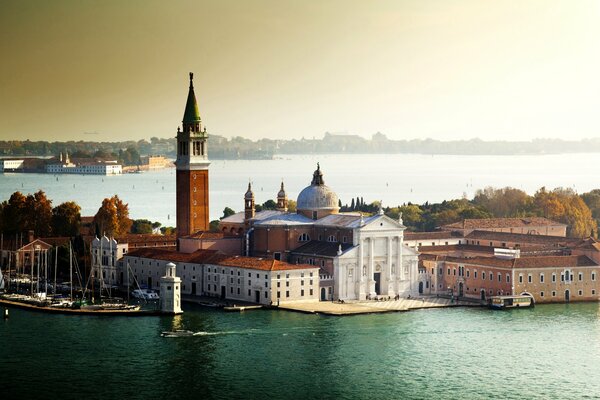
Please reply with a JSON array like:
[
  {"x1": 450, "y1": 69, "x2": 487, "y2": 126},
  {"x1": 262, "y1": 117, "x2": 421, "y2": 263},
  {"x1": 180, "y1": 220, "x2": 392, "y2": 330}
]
[
  {"x1": 54, "y1": 246, "x2": 58, "y2": 295},
  {"x1": 69, "y1": 241, "x2": 73, "y2": 301}
]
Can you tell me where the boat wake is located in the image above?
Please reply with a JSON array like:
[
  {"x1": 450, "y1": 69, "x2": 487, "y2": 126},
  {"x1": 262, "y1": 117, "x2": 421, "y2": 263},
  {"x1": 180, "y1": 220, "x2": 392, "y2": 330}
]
[{"x1": 161, "y1": 330, "x2": 241, "y2": 338}]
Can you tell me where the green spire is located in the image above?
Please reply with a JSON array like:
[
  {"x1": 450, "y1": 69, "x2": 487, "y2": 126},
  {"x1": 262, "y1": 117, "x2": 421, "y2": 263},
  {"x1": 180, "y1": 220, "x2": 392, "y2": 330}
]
[{"x1": 183, "y1": 72, "x2": 201, "y2": 124}]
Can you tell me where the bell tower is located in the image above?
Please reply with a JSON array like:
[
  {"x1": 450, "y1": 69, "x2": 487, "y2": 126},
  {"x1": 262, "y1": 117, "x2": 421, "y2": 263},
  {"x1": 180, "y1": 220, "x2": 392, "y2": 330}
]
[{"x1": 176, "y1": 72, "x2": 210, "y2": 238}]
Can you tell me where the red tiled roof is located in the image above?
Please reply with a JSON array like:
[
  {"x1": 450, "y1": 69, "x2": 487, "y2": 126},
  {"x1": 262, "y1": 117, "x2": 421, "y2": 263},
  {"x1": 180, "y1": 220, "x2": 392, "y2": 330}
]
[
  {"x1": 443, "y1": 217, "x2": 566, "y2": 230},
  {"x1": 404, "y1": 231, "x2": 462, "y2": 240},
  {"x1": 438, "y1": 255, "x2": 596, "y2": 269},
  {"x1": 125, "y1": 248, "x2": 316, "y2": 271},
  {"x1": 115, "y1": 234, "x2": 176, "y2": 244}
]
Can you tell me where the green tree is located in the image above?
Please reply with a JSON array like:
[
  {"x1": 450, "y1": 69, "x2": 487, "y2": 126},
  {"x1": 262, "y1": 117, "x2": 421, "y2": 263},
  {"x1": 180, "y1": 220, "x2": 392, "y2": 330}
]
[
  {"x1": 261, "y1": 200, "x2": 277, "y2": 210},
  {"x1": 23, "y1": 190, "x2": 53, "y2": 237},
  {"x1": 0, "y1": 191, "x2": 27, "y2": 233},
  {"x1": 131, "y1": 219, "x2": 153, "y2": 234},
  {"x1": 222, "y1": 207, "x2": 235, "y2": 219},
  {"x1": 51, "y1": 201, "x2": 81, "y2": 237}
]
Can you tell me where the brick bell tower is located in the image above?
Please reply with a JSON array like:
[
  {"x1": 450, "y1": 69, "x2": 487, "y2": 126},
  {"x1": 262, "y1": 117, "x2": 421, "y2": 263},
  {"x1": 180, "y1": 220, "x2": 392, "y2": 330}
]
[{"x1": 176, "y1": 72, "x2": 209, "y2": 239}]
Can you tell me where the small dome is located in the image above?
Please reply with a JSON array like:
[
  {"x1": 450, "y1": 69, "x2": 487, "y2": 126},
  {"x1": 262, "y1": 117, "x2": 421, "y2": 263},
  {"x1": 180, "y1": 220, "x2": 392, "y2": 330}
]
[
  {"x1": 297, "y1": 163, "x2": 339, "y2": 212},
  {"x1": 245, "y1": 182, "x2": 254, "y2": 200}
]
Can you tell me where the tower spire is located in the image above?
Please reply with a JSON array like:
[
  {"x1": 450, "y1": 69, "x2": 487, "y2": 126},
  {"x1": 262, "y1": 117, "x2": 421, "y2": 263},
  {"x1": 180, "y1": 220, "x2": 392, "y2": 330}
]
[{"x1": 183, "y1": 72, "x2": 201, "y2": 132}]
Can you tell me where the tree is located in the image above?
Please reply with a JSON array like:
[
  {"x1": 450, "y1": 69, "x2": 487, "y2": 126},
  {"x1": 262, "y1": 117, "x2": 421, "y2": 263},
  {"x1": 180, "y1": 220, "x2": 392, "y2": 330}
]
[
  {"x1": 92, "y1": 195, "x2": 132, "y2": 236},
  {"x1": 23, "y1": 190, "x2": 53, "y2": 237},
  {"x1": 261, "y1": 200, "x2": 277, "y2": 210},
  {"x1": 131, "y1": 219, "x2": 154, "y2": 234},
  {"x1": 351, "y1": 198, "x2": 355, "y2": 210},
  {"x1": 52, "y1": 201, "x2": 81, "y2": 237},
  {"x1": 209, "y1": 220, "x2": 221, "y2": 232},
  {"x1": 473, "y1": 187, "x2": 531, "y2": 217},
  {"x1": 221, "y1": 207, "x2": 235, "y2": 219},
  {"x1": 287, "y1": 200, "x2": 297, "y2": 213},
  {"x1": 0, "y1": 191, "x2": 27, "y2": 233}
]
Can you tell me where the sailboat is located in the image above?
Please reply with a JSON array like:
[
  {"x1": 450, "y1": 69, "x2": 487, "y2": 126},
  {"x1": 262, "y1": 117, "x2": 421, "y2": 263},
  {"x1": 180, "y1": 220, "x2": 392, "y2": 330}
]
[{"x1": 73, "y1": 236, "x2": 139, "y2": 311}]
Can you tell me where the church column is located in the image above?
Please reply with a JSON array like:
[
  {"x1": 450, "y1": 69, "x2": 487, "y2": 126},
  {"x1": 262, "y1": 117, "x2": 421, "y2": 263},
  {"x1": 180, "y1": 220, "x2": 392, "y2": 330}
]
[
  {"x1": 368, "y1": 237, "x2": 375, "y2": 296},
  {"x1": 387, "y1": 236, "x2": 394, "y2": 296},
  {"x1": 397, "y1": 235, "x2": 403, "y2": 281},
  {"x1": 358, "y1": 237, "x2": 364, "y2": 299}
]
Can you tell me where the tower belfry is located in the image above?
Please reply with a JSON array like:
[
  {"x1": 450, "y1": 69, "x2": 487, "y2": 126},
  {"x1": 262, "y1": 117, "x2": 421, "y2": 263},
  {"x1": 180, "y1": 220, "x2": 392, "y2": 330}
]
[{"x1": 176, "y1": 72, "x2": 210, "y2": 238}]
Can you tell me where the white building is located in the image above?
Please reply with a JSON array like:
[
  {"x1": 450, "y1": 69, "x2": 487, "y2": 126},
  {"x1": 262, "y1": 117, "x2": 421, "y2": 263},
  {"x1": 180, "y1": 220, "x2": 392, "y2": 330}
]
[
  {"x1": 120, "y1": 248, "x2": 319, "y2": 305},
  {"x1": 46, "y1": 153, "x2": 122, "y2": 175},
  {"x1": 90, "y1": 236, "x2": 128, "y2": 287},
  {"x1": 0, "y1": 159, "x2": 24, "y2": 172},
  {"x1": 333, "y1": 211, "x2": 420, "y2": 301}
]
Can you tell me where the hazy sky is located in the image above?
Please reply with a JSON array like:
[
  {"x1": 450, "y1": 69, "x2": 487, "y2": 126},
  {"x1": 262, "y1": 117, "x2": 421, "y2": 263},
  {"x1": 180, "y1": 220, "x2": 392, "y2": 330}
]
[{"x1": 1, "y1": 0, "x2": 599, "y2": 142}]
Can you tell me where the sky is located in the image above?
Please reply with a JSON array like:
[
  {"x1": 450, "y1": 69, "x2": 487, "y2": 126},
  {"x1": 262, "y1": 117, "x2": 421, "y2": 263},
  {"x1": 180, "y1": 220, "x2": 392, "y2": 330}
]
[{"x1": 1, "y1": 0, "x2": 599, "y2": 143}]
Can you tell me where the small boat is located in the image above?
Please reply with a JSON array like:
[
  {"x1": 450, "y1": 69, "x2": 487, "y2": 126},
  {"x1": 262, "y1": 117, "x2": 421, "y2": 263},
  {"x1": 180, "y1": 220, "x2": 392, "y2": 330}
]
[
  {"x1": 489, "y1": 295, "x2": 534, "y2": 310},
  {"x1": 161, "y1": 330, "x2": 195, "y2": 337},
  {"x1": 132, "y1": 289, "x2": 160, "y2": 300}
]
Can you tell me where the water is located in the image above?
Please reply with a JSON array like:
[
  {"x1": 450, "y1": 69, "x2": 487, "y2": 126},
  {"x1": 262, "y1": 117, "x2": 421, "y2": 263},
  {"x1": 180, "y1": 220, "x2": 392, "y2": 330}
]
[
  {"x1": 2, "y1": 303, "x2": 600, "y2": 399},
  {"x1": 1, "y1": 153, "x2": 600, "y2": 225}
]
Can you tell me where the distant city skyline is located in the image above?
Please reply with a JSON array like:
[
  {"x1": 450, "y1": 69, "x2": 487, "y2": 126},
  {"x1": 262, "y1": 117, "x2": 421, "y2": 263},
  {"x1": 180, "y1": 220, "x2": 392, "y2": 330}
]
[{"x1": 1, "y1": 0, "x2": 599, "y2": 142}]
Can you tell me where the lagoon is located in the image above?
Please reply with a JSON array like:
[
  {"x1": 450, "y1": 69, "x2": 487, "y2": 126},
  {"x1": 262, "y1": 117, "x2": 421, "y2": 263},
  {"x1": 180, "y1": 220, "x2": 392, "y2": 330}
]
[{"x1": 1, "y1": 153, "x2": 599, "y2": 226}]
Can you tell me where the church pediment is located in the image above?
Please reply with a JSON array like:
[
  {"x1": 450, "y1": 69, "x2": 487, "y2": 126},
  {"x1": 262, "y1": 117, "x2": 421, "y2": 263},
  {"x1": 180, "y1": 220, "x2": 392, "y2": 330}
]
[{"x1": 359, "y1": 214, "x2": 406, "y2": 232}]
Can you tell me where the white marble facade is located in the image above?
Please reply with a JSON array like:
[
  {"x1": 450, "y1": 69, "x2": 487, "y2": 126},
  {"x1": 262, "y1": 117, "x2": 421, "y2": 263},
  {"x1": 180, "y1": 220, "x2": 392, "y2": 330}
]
[{"x1": 333, "y1": 213, "x2": 419, "y2": 300}]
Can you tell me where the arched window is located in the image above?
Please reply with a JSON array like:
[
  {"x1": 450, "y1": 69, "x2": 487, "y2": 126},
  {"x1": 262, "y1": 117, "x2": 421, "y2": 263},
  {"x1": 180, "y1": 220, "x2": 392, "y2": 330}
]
[
  {"x1": 298, "y1": 233, "x2": 310, "y2": 242},
  {"x1": 327, "y1": 235, "x2": 337, "y2": 242}
]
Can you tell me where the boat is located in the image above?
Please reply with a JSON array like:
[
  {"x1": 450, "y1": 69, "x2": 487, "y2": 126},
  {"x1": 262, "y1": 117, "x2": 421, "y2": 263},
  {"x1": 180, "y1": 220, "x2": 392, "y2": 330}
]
[
  {"x1": 132, "y1": 289, "x2": 160, "y2": 301},
  {"x1": 161, "y1": 330, "x2": 195, "y2": 337},
  {"x1": 489, "y1": 295, "x2": 534, "y2": 310}
]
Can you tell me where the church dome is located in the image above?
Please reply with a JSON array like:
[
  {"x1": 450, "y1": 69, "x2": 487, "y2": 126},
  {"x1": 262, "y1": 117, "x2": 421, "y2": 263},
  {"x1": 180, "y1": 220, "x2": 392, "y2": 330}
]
[{"x1": 297, "y1": 164, "x2": 339, "y2": 212}]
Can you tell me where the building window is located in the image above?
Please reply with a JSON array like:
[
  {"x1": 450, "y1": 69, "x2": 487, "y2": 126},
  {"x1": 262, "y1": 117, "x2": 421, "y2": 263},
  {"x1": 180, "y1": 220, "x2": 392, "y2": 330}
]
[
  {"x1": 579, "y1": 272, "x2": 583, "y2": 281},
  {"x1": 310, "y1": 289, "x2": 313, "y2": 296},
  {"x1": 593, "y1": 272, "x2": 597, "y2": 281},
  {"x1": 327, "y1": 235, "x2": 336, "y2": 242},
  {"x1": 265, "y1": 291, "x2": 268, "y2": 298},
  {"x1": 248, "y1": 289, "x2": 251, "y2": 296},
  {"x1": 286, "y1": 281, "x2": 289, "y2": 287},
  {"x1": 540, "y1": 273, "x2": 544, "y2": 283},
  {"x1": 552, "y1": 291, "x2": 556, "y2": 297},
  {"x1": 343, "y1": 237, "x2": 347, "y2": 243},
  {"x1": 578, "y1": 290, "x2": 583, "y2": 296},
  {"x1": 237, "y1": 288, "x2": 240, "y2": 295},
  {"x1": 301, "y1": 290, "x2": 304, "y2": 297},
  {"x1": 439, "y1": 268, "x2": 443, "y2": 275},
  {"x1": 277, "y1": 282, "x2": 280, "y2": 288},
  {"x1": 265, "y1": 282, "x2": 268, "y2": 288},
  {"x1": 540, "y1": 291, "x2": 544, "y2": 297},
  {"x1": 466, "y1": 270, "x2": 470, "y2": 278},
  {"x1": 301, "y1": 280, "x2": 304, "y2": 286},
  {"x1": 528, "y1": 274, "x2": 532, "y2": 283},
  {"x1": 593, "y1": 289, "x2": 596, "y2": 295},
  {"x1": 490, "y1": 273, "x2": 493, "y2": 281},
  {"x1": 506, "y1": 274, "x2": 510, "y2": 283},
  {"x1": 498, "y1": 273, "x2": 501, "y2": 282},
  {"x1": 277, "y1": 291, "x2": 280, "y2": 298},
  {"x1": 552, "y1": 273, "x2": 556, "y2": 282},
  {"x1": 286, "y1": 291, "x2": 290, "y2": 298},
  {"x1": 482, "y1": 272, "x2": 486, "y2": 280},
  {"x1": 474, "y1": 270, "x2": 477, "y2": 279},
  {"x1": 519, "y1": 274, "x2": 523, "y2": 283}
]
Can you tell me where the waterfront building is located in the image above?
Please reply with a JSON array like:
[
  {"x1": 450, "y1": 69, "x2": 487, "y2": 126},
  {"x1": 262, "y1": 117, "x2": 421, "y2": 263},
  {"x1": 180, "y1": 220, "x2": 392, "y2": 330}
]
[
  {"x1": 0, "y1": 158, "x2": 25, "y2": 172},
  {"x1": 90, "y1": 236, "x2": 128, "y2": 287},
  {"x1": 220, "y1": 164, "x2": 420, "y2": 301},
  {"x1": 121, "y1": 248, "x2": 319, "y2": 305},
  {"x1": 46, "y1": 152, "x2": 122, "y2": 175},
  {"x1": 175, "y1": 73, "x2": 210, "y2": 238},
  {"x1": 420, "y1": 252, "x2": 599, "y2": 304}
]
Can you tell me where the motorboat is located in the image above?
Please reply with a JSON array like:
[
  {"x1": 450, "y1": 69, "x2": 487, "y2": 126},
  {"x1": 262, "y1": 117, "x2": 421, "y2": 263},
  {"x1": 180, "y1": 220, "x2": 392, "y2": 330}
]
[{"x1": 132, "y1": 289, "x2": 160, "y2": 300}]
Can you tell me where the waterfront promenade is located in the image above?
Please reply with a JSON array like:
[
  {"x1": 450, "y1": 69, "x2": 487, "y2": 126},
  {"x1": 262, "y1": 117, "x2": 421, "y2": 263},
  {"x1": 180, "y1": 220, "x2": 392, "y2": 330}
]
[{"x1": 278, "y1": 295, "x2": 479, "y2": 315}]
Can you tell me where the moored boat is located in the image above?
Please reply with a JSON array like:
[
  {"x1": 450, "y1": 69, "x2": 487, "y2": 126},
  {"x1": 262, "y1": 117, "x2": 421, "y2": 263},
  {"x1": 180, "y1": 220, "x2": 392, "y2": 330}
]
[{"x1": 489, "y1": 295, "x2": 534, "y2": 310}]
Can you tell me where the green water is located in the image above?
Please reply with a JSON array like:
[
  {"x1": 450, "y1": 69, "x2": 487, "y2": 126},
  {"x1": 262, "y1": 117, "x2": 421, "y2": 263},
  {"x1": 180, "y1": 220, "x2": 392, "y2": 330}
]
[{"x1": 2, "y1": 303, "x2": 600, "y2": 399}]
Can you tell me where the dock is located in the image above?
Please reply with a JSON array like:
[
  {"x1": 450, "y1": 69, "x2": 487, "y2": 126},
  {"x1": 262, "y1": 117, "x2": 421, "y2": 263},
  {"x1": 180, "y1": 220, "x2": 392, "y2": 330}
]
[{"x1": 277, "y1": 296, "x2": 481, "y2": 316}]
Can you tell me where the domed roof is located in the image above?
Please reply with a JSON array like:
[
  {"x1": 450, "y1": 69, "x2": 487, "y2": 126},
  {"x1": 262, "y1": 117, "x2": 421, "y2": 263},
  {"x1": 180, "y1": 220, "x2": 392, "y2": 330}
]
[{"x1": 297, "y1": 164, "x2": 339, "y2": 211}]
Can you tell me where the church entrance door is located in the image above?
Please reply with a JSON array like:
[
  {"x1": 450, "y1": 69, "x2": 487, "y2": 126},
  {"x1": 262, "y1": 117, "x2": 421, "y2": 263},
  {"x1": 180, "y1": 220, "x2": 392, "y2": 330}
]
[
  {"x1": 320, "y1": 288, "x2": 326, "y2": 301},
  {"x1": 458, "y1": 282, "x2": 464, "y2": 297},
  {"x1": 374, "y1": 273, "x2": 381, "y2": 295}
]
